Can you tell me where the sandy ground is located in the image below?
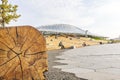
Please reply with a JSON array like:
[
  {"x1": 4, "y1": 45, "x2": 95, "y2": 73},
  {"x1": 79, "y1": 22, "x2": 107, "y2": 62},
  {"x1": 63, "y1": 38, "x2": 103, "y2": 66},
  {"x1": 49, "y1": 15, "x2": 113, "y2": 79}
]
[
  {"x1": 44, "y1": 49, "x2": 87, "y2": 80},
  {"x1": 46, "y1": 36, "x2": 108, "y2": 50}
]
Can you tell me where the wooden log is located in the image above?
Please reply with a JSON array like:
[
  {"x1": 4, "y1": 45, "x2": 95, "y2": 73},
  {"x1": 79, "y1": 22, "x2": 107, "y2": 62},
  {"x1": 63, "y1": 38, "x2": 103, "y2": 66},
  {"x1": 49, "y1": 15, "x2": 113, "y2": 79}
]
[{"x1": 0, "y1": 26, "x2": 48, "y2": 80}]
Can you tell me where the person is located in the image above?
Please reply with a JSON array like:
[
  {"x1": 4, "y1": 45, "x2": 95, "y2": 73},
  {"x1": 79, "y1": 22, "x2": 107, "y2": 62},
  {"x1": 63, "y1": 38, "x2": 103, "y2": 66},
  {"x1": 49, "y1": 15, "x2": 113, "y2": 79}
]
[
  {"x1": 82, "y1": 42, "x2": 86, "y2": 47},
  {"x1": 58, "y1": 41, "x2": 65, "y2": 49}
]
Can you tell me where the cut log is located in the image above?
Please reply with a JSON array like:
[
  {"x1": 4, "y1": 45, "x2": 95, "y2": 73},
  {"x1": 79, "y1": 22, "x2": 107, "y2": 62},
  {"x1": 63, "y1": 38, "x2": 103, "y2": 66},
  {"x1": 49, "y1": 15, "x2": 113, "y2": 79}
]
[{"x1": 0, "y1": 26, "x2": 48, "y2": 80}]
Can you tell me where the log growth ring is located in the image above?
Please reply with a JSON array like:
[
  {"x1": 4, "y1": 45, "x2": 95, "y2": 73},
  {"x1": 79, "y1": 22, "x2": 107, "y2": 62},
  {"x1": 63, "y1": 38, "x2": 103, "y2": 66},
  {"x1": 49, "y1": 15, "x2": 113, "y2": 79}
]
[{"x1": 0, "y1": 26, "x2": 48, "y2": 80}]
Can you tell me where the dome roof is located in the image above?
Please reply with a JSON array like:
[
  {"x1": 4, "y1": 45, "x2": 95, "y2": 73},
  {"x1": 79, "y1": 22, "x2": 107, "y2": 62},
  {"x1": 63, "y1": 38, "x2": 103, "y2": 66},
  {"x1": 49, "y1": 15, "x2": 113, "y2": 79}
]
[
  {"x1": 37, "y1": 24, "x2": 106, "y2": 38},
  {"x1": 38, "y1": 24, "x2": 85, "y2": 35}
]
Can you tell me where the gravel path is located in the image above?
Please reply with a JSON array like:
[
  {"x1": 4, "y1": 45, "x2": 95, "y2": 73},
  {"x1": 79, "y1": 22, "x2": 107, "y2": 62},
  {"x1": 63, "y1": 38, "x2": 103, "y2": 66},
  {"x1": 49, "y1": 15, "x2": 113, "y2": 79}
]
[{"x1": 44, "y1": 49, "x2": 87, "y2": 80}]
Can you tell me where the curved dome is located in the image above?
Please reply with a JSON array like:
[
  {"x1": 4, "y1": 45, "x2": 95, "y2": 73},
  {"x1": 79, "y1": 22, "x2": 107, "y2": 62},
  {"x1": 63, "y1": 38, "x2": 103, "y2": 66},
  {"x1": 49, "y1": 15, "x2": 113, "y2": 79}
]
[{"x1": 38, "y1": 24, "x2": 85, "y2": 35}]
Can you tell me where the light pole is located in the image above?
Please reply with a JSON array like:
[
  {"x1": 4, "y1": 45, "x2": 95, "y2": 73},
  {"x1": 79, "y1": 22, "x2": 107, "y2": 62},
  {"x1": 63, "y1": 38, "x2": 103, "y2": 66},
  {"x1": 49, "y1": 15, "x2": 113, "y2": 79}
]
[{"x1": 85, "y1": 30, "x2": 88, "y2": 38}]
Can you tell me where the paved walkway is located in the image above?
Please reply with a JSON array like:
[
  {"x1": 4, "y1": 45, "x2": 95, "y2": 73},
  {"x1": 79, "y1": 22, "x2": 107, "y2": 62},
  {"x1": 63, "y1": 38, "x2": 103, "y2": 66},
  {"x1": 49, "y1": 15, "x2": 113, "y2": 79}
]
[{"x1": 54, "y1": 43, "x2": 120, "y2": 80}]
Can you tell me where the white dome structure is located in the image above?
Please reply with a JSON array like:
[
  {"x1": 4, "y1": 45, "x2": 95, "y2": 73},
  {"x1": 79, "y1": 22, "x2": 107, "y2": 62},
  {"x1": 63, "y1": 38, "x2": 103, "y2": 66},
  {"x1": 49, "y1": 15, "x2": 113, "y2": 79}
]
[
  {"x1": 38, "y1": 24, "x2": 85, "y2": 35},
  {"x1": 37, "y1": 24, "x2": 106, "y2": 38}
]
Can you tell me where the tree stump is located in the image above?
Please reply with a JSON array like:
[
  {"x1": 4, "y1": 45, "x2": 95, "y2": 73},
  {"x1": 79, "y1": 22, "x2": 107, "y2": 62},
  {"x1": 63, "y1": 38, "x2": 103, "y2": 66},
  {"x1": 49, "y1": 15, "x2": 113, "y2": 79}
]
[{"x1": 0, "y1": 26, "x2": 48, "y2": 80}]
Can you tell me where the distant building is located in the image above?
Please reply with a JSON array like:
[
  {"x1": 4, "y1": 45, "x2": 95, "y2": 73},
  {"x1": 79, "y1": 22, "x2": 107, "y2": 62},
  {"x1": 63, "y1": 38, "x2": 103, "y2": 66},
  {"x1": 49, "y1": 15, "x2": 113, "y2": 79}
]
[{"x1": 37, "y1": 24, "x2": 106, "y2": 38}]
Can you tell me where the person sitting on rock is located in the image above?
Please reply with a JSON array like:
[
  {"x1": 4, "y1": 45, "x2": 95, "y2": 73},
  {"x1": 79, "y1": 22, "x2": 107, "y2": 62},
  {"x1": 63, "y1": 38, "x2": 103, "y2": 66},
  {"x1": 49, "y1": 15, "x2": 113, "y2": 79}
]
[
  {"x1": 82, "y1": 42, "x2": 87, "y2": 47},
  {"x1": 58, "y1": 41, "x2": 65, "y2": 49}
]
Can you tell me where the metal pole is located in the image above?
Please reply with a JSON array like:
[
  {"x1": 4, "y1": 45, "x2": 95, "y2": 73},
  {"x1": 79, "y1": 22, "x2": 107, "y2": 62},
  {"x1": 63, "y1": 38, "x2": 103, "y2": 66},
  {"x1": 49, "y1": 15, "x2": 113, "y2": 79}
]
[{"x1": 85, "y1": 30, "x2": 88, "y2": 37}]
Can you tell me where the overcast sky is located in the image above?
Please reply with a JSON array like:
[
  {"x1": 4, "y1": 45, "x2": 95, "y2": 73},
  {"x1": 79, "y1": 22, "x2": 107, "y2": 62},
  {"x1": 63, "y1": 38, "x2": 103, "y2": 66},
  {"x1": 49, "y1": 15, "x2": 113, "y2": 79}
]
[{"x1": 7, "y1": 0, "x2": 120, "y2": 38}]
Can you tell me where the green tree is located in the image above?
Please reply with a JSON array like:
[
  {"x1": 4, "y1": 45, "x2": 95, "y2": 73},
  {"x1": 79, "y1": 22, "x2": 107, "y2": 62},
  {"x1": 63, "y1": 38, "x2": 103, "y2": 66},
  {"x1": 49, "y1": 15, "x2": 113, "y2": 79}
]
[{"x1": 0, "y1": 0, "x2": 20, "y2": 27}]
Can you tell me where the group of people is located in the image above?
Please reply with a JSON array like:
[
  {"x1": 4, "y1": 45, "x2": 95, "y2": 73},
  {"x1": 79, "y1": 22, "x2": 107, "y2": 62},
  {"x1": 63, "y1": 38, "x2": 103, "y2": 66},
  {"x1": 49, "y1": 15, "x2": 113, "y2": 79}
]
[{"x1": 58, "y1": 41, "x2": 87, "y2": 49}]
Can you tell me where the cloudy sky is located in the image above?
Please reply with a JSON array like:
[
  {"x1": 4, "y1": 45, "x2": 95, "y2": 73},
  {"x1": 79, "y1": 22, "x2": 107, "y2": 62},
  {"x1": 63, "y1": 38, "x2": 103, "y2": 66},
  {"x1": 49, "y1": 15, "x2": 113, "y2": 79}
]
[{"x1": 7, "y1": 0, "x2": 120, "y2": 38}]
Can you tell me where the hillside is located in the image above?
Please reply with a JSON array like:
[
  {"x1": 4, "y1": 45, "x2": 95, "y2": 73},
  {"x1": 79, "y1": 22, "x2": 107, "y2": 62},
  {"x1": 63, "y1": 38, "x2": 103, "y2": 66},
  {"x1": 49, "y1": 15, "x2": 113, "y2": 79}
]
[{"x1": 45, "y1": 35, "x2": 108, "y2": 50}]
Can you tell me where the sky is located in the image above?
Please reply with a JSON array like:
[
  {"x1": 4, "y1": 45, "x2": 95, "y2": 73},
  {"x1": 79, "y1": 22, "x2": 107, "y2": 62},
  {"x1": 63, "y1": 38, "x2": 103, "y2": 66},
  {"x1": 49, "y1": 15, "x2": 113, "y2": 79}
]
[{"x1": 6, "y1": 0, "x2": 120, "y2": 38}]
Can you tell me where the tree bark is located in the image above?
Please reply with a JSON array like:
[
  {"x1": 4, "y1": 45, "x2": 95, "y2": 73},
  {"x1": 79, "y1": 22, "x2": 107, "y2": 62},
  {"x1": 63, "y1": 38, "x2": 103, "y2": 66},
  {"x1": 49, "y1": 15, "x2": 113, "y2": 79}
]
[{"x1": 0, "y1": 26, "x2": 48, "y2": 80}]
